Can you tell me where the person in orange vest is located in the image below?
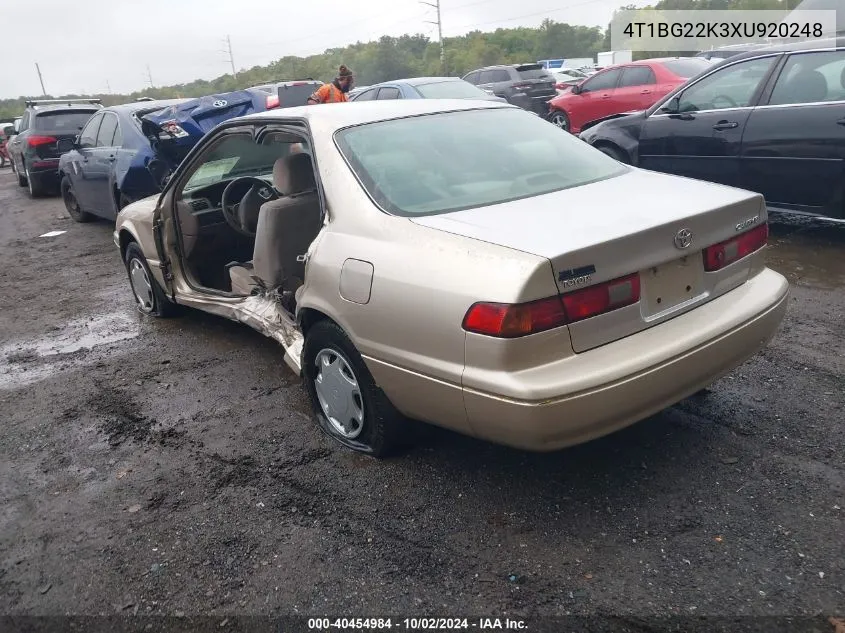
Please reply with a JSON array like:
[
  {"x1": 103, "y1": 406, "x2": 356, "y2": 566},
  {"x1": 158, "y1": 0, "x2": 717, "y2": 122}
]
[{"x1": 307, "y1": 65, "x2": 354, "y2": 104}]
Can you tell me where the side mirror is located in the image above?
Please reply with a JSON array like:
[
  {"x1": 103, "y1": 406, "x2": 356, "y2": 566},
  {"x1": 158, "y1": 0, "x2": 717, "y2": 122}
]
[
  {"x1": 660, "y1": 96, "x2": 681, "y2": 114},
  {"x1": 2, "y1": 125, "x2": 15, "y2": 138},
  {"x1": 570, "y1": 84, "x2": 582, "y2": 95}
]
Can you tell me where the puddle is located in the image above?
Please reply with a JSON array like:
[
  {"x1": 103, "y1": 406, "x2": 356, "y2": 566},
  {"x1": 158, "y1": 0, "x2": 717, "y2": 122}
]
[
  {"x1": 767, "y1": 219, "x2": 845, "y2": 290},
  {"x1": 0, "y1": 313, "x2": 140, "y2": 390}
]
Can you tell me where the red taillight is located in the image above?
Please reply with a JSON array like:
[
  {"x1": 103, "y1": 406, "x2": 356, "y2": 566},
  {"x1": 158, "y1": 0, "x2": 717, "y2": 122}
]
[
  {"x1": 266, "y1": 94, "x2": 280, "y2": 109},
  {"x1": 28, "y1": 135, "x2": 56, "y2": 147},
  {"x1": 703, "y1": 223, "x2": 768, "y2": 272},
  {"x1": 462, "y1": 296, "x2": 568, "y2": 338},
  {"x1": 462, "y1": 273, "x2": 641, "y2": 338}
]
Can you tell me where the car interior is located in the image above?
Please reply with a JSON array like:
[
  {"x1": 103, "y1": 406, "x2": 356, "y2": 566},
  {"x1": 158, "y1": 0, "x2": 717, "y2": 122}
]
[{"x1": 173, "y1": 128, "x2": 322, "y2": 312}]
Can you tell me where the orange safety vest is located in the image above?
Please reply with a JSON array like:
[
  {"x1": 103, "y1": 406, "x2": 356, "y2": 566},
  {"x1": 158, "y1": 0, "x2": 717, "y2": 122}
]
[{"x1": 309, "y1": 83, "x2": 348, "y2": 104}]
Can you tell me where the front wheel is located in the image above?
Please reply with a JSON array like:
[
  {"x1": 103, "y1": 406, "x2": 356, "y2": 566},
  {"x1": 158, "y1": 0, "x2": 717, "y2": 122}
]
[
  {"x1": 548, "y1": 110, "x2": 570, "y2": 132},
  {"x1": 303, "y1": 320, "x2": 406, "y2": 457},
  {"x1": 124, "y1": 242, "x2": 177, "y2": 317}
]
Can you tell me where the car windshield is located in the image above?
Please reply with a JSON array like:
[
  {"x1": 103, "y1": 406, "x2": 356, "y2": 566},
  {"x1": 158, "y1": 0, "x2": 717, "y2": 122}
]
[
  {"x1": 415, "y1": 80, "x2": 490, "y2": 99},
  {"x1": 33, "y1": 110, "x2": 97, "y2": 131},
  {"x1": 661, "y1": 58, "x2": 711, "y2": 77},
  {"x1": 336, "y1": 108, "x2": 626, "y2": 217}
]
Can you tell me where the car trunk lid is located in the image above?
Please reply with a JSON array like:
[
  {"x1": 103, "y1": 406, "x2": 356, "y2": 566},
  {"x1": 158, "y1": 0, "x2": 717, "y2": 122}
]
[
  {"x1": 140, "y1": 90, "x2": 261, "y2": 171},
  {"x1": 514, "y1": 64, "x2": 557, "y2": 99},
  {"x1": 411, "y1": 168, "x2": 767, "y2": 352}
]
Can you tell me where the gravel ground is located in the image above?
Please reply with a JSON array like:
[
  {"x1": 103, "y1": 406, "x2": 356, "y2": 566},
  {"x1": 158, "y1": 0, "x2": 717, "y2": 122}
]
[{"x1": 0, "y1": 170, "x2": 843, "y2": 624}]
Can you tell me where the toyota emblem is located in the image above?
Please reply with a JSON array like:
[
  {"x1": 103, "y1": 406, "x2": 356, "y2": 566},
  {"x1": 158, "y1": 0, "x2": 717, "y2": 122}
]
[
  {"x1": 674, "y1": 228, "x2": 693, "y2": 250},
  {"x1": 212, "y1": 99, "x2": 228, "y2": 108}
]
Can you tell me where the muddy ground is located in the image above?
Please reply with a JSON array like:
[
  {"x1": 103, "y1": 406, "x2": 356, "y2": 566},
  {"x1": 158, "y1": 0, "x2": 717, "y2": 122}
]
[{"x1": 0, "y1": 170, "x2": 843, "y2": 622}]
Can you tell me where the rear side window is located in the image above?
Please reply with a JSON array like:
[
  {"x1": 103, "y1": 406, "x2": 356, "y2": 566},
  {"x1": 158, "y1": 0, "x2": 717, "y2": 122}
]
[
  {"x1": 479, "y1": 69, "x2": 510, "y2": 83},
  {"x1": 376, "y1": 87, "x2": 401, "y2": 100},
  {"x1": 768, "y1": 50, "x2": 845, "y2": 105},
  {"x1": 661, "y1": 58, "x2": 711, "y2": 78},
  {"x1": 619, "y1": 66, "x2": 656, "y2": 87},
  {"x1": 96, "y1": 113, "x2": 119, "y2": 147},
  {"x1": 463, "y1": 71, "x2": 481, "y2": 84},
  {"x1": 33, "y1": 110, "x2": 96, "y2": 132}
]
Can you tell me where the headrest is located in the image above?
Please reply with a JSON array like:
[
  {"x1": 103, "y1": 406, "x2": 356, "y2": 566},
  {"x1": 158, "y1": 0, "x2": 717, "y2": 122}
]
[
  {"x1": 273, "y1": 151, "x2": 316, "y2": 195},
  {"x1": 789, "y1": 70, "x2": 827, "y2": 103}
]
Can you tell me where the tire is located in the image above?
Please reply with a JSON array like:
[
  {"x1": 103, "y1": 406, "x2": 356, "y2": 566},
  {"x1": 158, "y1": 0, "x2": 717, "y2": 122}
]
[
  {"x1": 17, "y1": 165, "x2": 26, "y2": 187},
  {"x1": 124, "y1": 242, "x2": 177, "y2": 318},
  {"x1": 303, "y1": 320, "x2": 406, "y2": 457},
  {"x1": 118, "y1": 191, "x2": 132, "y2": 211},
  {"x1": 597, "y1": 143, "x2": 629, "y2": 164},
  {"x1": 26, "y1": 166, "x2": 47, "y2": 197},
  {"x1": 61, "y1": 177, "x2": 93, "y2": 223},
  {"x1": 548, "y1": 110, "x2": 570, "y2": 132}
]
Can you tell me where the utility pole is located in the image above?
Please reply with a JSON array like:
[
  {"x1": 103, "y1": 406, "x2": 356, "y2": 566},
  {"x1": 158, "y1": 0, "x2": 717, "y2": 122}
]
[
  {"x1": 106, "y1": 80, "x2": 112, "y2": 94},
  {"x1": 34, "y1": 63, "x2": 47, "y2": 96},
  {"x1": 224, "y1": 35, "x2": 238, "y2": 80},
  {"x1": 145, "y1": 64, "x2": 155, "y2": 89},
  {"x1": 420, "y1": 0, "x2": 445, "y2": 74}
]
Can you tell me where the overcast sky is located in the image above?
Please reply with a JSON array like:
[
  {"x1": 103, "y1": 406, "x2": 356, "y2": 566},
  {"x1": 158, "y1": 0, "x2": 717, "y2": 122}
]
[{"x1": 3, "y1": 0, "x2": 649, "y2": 98}]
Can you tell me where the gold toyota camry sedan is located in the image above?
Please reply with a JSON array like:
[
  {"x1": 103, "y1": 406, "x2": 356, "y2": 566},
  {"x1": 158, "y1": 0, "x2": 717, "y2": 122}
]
[{"x1": 114, "y1": 99, "x2": 789, "y2": 456}]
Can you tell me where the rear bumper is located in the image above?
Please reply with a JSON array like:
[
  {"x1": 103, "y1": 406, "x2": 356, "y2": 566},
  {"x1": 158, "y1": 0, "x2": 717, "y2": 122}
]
[
  {"x1": 28, "y1": 160, "x2": 60, "y2": 182},
  {"x1": 462, "y1": 268, "x2": 789, "y2": 451}
]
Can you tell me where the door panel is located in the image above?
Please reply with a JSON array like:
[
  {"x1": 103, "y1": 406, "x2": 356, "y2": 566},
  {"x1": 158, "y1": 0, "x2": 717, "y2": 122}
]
[
  {"x1": 568, "y1": 68, "x2": 622, "y2": 131},
  {"x1": 71, "y1": 113, "x2": 104, "y2": 211},
  {"x1": 740, "y1": 50, "x2": 845, "y2": 218},
  {"x1": 88, "y1": 113, "x2": 120, "y2": 215},
  {"x1": 638, "y1": 56, "x2": 778, "y2": 187},
  {"x1": 615, "y1": 66, "x2": 657, "y2": 112}
]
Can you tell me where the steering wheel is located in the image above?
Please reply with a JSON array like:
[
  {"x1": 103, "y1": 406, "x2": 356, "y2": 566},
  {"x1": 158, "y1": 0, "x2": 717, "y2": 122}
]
[
  {"x1": 221, "y1": 176, "x2": 280, "y2": 237},
  {"x1": 710, "y1": 94, "x2": 738, "y2": 109}
]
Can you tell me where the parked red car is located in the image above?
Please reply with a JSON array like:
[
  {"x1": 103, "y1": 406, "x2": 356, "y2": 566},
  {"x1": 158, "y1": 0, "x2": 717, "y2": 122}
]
[{"x1": 547, "y1": 57, "x2": 711, "y2": 134}]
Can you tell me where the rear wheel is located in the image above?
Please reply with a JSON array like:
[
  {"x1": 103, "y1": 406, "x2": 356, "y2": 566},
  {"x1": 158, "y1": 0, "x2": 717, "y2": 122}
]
[
  {"x1": 61, "y1": 177, "x2": 92, "y2": 223},
  {"x1": 303, "y1": 320, "x2": 406, "y2": 457},
  {"x1": 26, "y1": 166, "x2": 47, "y2": 197},
  {"x1": 549, "y1": 110, "x2": 570, "y2": 132},
  {"x1": 17, "y1": 163, "x2": 26, "y2": 187},
  {"x1": 124, "y1": 242, "x2": 177, "y2": 317}
]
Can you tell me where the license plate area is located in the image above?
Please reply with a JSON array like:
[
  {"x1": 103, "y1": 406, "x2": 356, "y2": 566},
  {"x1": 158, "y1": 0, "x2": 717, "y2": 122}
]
[{"x1": 640, "y1": 255, "x2": 703, "y2": 318}]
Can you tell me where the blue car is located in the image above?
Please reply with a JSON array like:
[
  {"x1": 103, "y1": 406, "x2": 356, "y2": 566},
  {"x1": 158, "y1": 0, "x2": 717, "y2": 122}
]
[
  {"x1": 59, "y1": 90, "x2": 272, "y2": 223},
  {"x1": 348, "y1": 77, "x2": 506, "y2": 102}
]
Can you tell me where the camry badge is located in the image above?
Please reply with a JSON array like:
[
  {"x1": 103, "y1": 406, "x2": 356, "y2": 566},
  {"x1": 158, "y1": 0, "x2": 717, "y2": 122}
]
[{"x1": 674, "y1": 228, "x2": 693, "y2": 250}]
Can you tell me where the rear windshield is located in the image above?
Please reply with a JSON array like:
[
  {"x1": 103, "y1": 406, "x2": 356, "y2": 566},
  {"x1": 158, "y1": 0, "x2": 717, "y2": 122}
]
[
  {"x1": 515, "y1": 65, "x2": 549, "y2": 80},
  {"x1": 33, "y1": 110, "x2": 97, "y2": 132},
  {"x1": 661, "y1": 58, "x2": 711, "y2": 77},
  {"x1": 335, "y1": 108, "x2": 626, "y2": 217},
  {"x1": 277, "y1": 84, "x2": 320, "y2": 107},
  {"x1": 415, "y1": 80, "x2": 490, "y2": 99}
]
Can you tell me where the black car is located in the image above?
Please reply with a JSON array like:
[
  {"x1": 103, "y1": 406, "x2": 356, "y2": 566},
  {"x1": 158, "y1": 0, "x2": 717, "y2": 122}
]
[
  {"x1": 462, "y1": 63, "x2": 557, "y2": 115},
  {"x1": 580, "y1": 37, "x2": 845, "y2": 222},
  {"x1": 6, "y1": 99, "x2": 102, "y2": 197}
]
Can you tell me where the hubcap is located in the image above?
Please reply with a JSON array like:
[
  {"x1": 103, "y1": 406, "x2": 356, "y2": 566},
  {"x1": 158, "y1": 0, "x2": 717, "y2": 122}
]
[
  {"x1": 129, "y1": 258, "x2": 155, "y2": 313},
  {"x1": 313, "y1": 348, "x2": 364, "y2": 439},
  {"x1": 552, "y1": 113, "x2": 568, "y2": 130}
]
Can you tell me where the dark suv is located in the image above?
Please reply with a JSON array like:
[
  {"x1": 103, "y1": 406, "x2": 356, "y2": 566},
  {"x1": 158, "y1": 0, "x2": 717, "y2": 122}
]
[
  {"x1": 7, "y1": 99, "x2": 102, "y2": 197},
  {"x1": 462, "y1": 63, "x2": 557, "y2": 115},
  {"x1": 249, "y1": 80, "x2": 324, "y2": 109}
]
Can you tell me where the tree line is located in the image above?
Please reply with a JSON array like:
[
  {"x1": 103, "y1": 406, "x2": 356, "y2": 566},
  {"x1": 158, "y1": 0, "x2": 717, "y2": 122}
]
[{"x1": 0, "y1": 0, "x2": 800, "y2": 122}]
